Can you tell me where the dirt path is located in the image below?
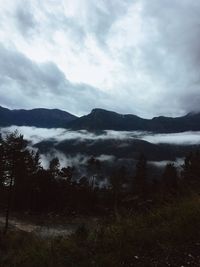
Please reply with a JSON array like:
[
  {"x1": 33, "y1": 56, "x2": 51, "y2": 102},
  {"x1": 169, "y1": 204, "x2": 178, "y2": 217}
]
[{"x1": 0, "y1": 216, "x2": 76, "y2": 237}]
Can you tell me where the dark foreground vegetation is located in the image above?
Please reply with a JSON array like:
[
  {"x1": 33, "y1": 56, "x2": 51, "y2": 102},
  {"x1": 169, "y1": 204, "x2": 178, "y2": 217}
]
[
  {"x1": 1, "y1": 131, "x2": 200, "y2": 266},
  {"x1": 1, "y1": 194, "x2": 200, "y2": 266}
]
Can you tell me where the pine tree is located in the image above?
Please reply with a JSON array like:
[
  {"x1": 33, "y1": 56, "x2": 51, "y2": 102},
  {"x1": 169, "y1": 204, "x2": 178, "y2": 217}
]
[
  {"x1": 162, "y1": 163, "x2": 178, "y2": 193},
  {"x1": 110, "y1": 166, "x2": 126, "y2": 219},
  {"x1": 2, "y1": 131, "x2": 28, "y2": 233},
  {"x1": 134, "y1": 154, "x2": 147, "y2": 197},
  {"x1": 87, "y1": 156, "x2": 101, "y2": 188},
  {"x1": 49, "y1": 157, "x2": 60, "y2": 178}
]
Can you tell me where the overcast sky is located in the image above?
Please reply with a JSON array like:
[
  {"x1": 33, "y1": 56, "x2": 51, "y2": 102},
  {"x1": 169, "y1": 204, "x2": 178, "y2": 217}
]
[{"x1": 0, "y1": 0, "x2": 200, "y2": 117}]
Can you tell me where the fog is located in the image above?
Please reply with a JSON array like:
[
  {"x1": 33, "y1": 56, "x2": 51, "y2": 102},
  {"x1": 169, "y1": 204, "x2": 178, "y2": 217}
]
[
  {"x1": 149, "y1": 158, "x2": 184, "y2": 169},
  {"x1": 143, "y1": 132, "x2": 200, "y2": 145},
  {"x1": 1, "y1": 126, "x2": 199, "y2": 170},
  {"x1": 40, "y1": 150, "x2": 115, "y2": 170},
  {"x1": 1, "y1": 126, "x2": 190, "y2": 183},
  {"x1": 1, "y1": 126, "x2": 200, "y2": 146}
]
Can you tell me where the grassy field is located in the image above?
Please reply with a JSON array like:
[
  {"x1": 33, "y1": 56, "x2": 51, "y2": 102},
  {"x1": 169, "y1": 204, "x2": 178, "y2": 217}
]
[{"x1": 1, "y1": 194, "x2": 200, "y2": 266}]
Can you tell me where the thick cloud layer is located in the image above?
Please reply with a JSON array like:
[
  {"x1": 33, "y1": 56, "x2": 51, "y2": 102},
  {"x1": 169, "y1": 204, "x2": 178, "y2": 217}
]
[
  {"x1": 0, "y1": 45, "x2": 108, "y2": 115},
  {"x1": 2, "y1": 126, "x2": 200, "y2": 146},
  {"x1": 0, "y1": 0, "x2": 200, "y2": 117}
]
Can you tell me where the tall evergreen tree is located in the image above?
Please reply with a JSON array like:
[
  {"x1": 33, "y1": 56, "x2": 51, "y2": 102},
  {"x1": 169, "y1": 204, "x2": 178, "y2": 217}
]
[
  {"x1": 134, "y1": 154, "x2": 147, "y2": 197},
  {"x1": 110, "y1": 166, "x2": 126, "y2": 219},
  {"x1": 87, "y1": 156, "x2": 101, "y2": 189},
  {"x1": 0, "y1": 134, "x2": 5, "y2": 188},
  {"x1": 182, "y1": 151, "x2": 200, "y2": 183},
  {"x1": 2, "y1": 131, "x2": 28, "y2": 233},
  {"x1": 162, "y1": 163, "x2": 178, "y2": 193},
  {"x1": 49, "y1": 157, "x2": 60, "y2": 178}
]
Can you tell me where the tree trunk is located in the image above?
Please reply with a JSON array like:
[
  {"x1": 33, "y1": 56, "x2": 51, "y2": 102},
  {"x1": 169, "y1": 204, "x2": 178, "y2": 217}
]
[
  {"x1": 4, "y1": 175, "x2": 13, "y2": 234},
  {"x1": 114, "y1": 191, "x2": 120, "y2": 221}
]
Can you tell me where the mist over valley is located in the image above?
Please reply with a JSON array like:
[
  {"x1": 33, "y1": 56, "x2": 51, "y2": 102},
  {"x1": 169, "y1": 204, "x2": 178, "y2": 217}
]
[{"x1": 0, "y1": 125, "x2": 198, "y2": 179}]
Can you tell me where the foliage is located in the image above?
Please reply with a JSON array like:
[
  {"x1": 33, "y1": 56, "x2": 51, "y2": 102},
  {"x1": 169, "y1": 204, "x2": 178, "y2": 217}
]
[
  {"x1": 1, "y1": 132, "x2": 200, "y2": 265},
  {"x1": 1, "y1": 195, "x2": 200, "y2": 266}
]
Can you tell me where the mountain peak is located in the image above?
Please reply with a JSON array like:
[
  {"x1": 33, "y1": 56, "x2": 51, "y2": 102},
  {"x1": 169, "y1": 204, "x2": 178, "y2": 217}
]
[
  {"x1": 0, "y1": 106, "x2": 77, "y2": 128},
  {"x1": 91, "y1": 108, "x2": 113, "y2": 114},
  {"x1": 185, "y1": 111, "x2": 200, "y2": 117}
]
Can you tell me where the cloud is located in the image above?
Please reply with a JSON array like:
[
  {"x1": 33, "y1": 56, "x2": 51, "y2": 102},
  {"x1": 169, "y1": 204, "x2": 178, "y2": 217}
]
[
  {"x1": 40, "y1": 150, "x2": 90, "y2": 169},
  {"x1": 137, "y1": 0, "x2": 200, "y2": 115},
  {"x1": 149, "y1": 158, "x2": 184, "y2": 169},
  {"x1": 15, "y1": 1, "x2": 37, "y2": 36},
  {"x1": 0, "y1": 45, "x2": 109, "y2": 115},
  {"x1": 1, "y1": 1, "x2": 200, "y2": 117},
  {"x1": 2, "y1": 126, "x2": 200, "y2": 146}
]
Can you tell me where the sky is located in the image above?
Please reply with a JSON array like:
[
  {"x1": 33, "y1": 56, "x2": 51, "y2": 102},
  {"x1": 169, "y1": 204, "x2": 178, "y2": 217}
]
[{"x1": 0, "y1": 0, "x2": 200, "y2": 117}]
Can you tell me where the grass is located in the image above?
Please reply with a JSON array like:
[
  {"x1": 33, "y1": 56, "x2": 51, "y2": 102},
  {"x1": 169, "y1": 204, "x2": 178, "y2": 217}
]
[{"x1": 1, "y1": 194, "x2": 200, "y2": 266}]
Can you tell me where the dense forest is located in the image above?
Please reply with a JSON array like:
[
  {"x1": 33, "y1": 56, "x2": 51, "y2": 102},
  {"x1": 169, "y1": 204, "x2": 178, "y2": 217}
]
[
  {"x1": 1, "y1": 131, "x2": 200, "y2": 266},
  {"x1": 1, "y1": 131, "x2": 199, "y2": 217}
]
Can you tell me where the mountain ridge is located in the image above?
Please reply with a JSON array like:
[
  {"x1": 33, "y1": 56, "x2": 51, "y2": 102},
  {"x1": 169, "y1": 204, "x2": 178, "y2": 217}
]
[
  {"x1": 1, "y1": 106, "x2": 200, "y2": 132},
  {"x1": 67, "y1": 108, "x2": 200, "y2": 132},
  {"x1": 0, "y1": 106, "x2": 77, "y2": 128}
]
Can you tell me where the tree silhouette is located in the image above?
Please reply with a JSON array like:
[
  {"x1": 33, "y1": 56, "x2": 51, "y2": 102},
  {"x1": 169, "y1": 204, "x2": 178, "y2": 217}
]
[
  {"x1": 181, "y1": 151, "x2": 200, "y2": 185},
  {"x1": 49, "y1": 157, "x2": 60, "y2": 178},
  {"x1": 2, "y1": 131, "x2": 28, "y2": 233},
  {"x1": 60, "y1": 166, "x2": 75, "y2": 183},
  {"x1": 110, "y1": 166, "x2": 126, "y2": 219},
  {"x1": 87, "y1": 156, "x2": 101, "y2": 189},
  {"x1": 0, "y1": 134, "x2": 5, "y2": 188},
  {"x1": 162, "y1": 163, "x2": 178, "y2": 193},
  {"x1": 134, "y1": 154, "x2": 147, "y2": 197}
]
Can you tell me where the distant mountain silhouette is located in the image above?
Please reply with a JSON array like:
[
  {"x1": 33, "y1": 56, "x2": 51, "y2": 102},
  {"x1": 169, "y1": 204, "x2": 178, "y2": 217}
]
[
  {"x1": 68, "y1": 108, "x2": 200, "y2": 133},
  {"x1": 0, "y1": 106, "x2": 77, "y2": 128},
  {"x1": 67, "y1": 108, "x2": 149, "y2": 131},
  {"x1": 1, "y1": 106, "x2": 200, "y2": 132}
]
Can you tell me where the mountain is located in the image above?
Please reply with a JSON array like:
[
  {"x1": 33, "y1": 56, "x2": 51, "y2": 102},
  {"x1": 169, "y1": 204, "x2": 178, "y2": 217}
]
[
  {"x1": 67, "y1": 108, "x2": 200, "y2": 133},
  {"x1": 1, "y1": 106, "x2": 200, "y2": 132},
  {"x1": 67, "y1": 108, "x2": 149, "y2": 131},
  {"x1": 35, "y1": 136, "x2": 200, "y2": 162},
  {"x1": 0, "y1": 106, "x2": 77, "y2": 128}
]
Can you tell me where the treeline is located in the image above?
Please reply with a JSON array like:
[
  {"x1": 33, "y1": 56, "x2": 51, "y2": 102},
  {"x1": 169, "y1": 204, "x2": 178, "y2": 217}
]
[{"x1": 0, "y1": 131, "x2": 200, "y2": 217}]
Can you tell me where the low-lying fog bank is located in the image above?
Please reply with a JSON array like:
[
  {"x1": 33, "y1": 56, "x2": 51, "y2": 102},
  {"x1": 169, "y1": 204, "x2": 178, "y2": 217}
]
[
  {"x1": 1, "y1": 126, "x2": 200, "y2": 145},
  {"x1": 0, "y1": 126, "x2": 196, "y2": 174}
]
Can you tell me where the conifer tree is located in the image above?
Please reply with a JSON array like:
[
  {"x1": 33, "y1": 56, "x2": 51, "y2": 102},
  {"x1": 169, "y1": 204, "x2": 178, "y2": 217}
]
[
  {"x1": 162, "y1": 163, "x2": 178, "y2": 193},
  {"x1": 134, "y1": 154, "x2": 147, "y2": 197}
]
